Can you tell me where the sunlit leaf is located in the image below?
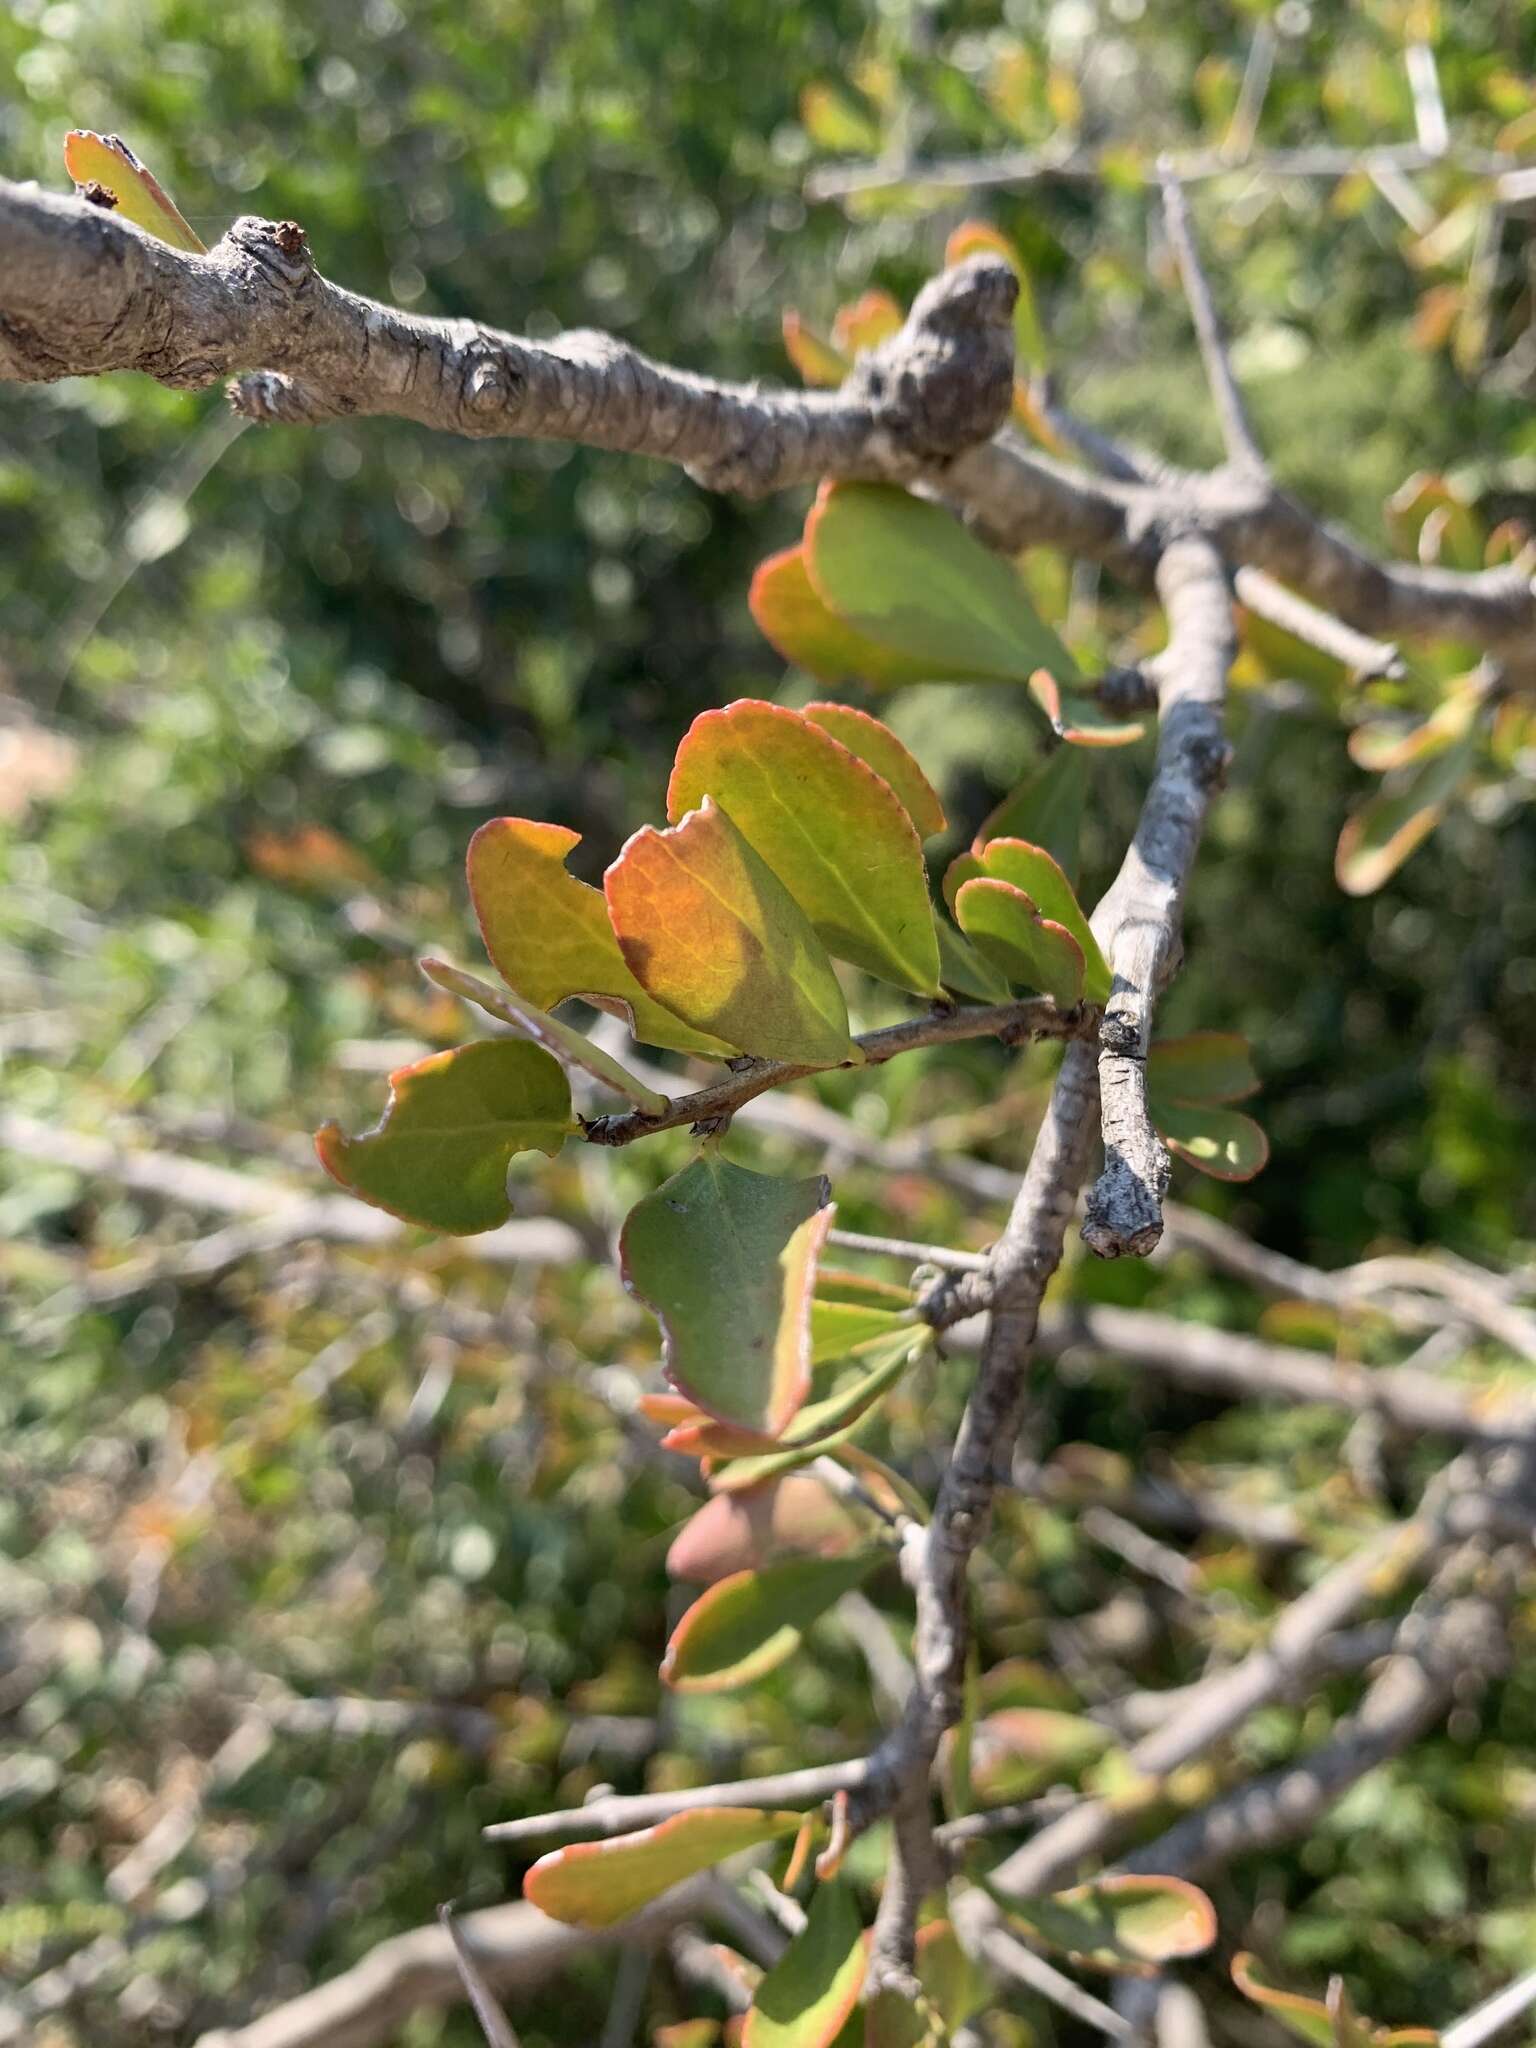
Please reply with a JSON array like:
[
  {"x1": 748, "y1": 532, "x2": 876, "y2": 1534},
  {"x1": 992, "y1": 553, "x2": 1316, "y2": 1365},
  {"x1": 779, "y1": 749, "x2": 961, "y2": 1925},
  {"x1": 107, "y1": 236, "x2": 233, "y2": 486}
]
[
  {"x1": 997, "y1": 1875, "x2": 1217, "y2": 1976},
  {"x1": 782, "y1": 311, "x2": 850, "y2": 388},
  {"x1": 954, "y1": 879, "x2": 1085, "y2": 1004},
  {"x1": 748, "y1": 546, "x2": 944, "y2": 689},
  {"x1": 524, "y1": 1808, "x2": 805, "y2": 1930},
  {"x1": 813, "y1": 1268, "x2": 914, "y2": 1312},
  {"x1": 810, "y1": 1296, "x2": 911, "y2": 1363},
  {"x1": 1150, "y1": 1100, "x2": 1270, "y2": 1181},
  {"x1": 620, "y1": 1155, "x2": 832, "y2": 1437},
  {"x1": 744, "y1": 1881, "x2": 867, "y2": 2048},
  {"x1": 831, "y1": 288, "x2": 903, "y2": 356},
  {"x1": 976, "y1": 747, "x2": 1087, "y2": 880},
  {"x1": 606, "y1": 800, "x2": 858, "y2": 1065},
  {"x1": 806, "y1": 484, "x2": 1078, "y2": 686},
  {"x1": 1335, "y1": 740, "x2": 1476, "y2": 897},
  {"x1": 801, "y1": 702, "x2": 946, "y2": 839},
  {"x1": 1029, "y1": 669, "x2": 1145, "y2": 749},
  {"x1": 662, "y1": 1554, "x2": 881, "y2": 1691},
  {"x1": 314, "y1": 1039, "x2": 571, "y2": 1234},
  {"x1": 800, "y1": 83, "x2": 882, "y2": 155},
  {"x1": 973, "y1": 839, "x2": 1109, "y2": 1003},
  {"x1": 1231, "y1": 1956, "x2": 1353, "y2": 2047},
  {"x1": 1384, "y1": 473, "x2": 1484, "y2": 571},
  {"x1": 666, "y1": 1475, "x2": 865, "y2": 1584},
  {"x1": 63, "y1": 130, "x2": 205, "y2": 252},
  {"x1": 970, "y1": 1708, "x2": 1113, "y2": 1802},
  {"x1": 667, "y1": 702, "x2": 941, "y2": 997},
  {"x1": 1347, "y1": 680, "x2": 1483, "y2": 771},
  {"x1": 1145, "y1": 1032, "x2": 1260, "y2": 1106},
  {"x1": 467, "y1": 817, "x2": 729, "y2": 1057},
  {"x1": 710, "y1": 1329, "x2": 926, "y2": 1492}
]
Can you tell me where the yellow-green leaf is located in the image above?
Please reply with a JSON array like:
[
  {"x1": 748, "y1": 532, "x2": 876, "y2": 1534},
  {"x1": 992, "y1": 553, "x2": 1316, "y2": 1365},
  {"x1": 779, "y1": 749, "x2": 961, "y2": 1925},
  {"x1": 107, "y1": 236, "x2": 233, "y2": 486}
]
[
  {"x1": 974, "y1": 838, "x2": 1109, "y2": 1003},
  {"x1": 63, "y1": 130, "x2": 205, "y2": 253},
  {"x1": 525, "y1": 1808, "x2": 805, "y2": 1930},
  {"x1": 1335, "y1": 740, "x2": 1475, "y2": 897},
  {"x1": 998, "y1": 1875, "x2": 1217, "y2": 1976},
  {"x1": 1150, "y1": 1100, "x2": 1269, "y2": 1181},
  {"x1": 749, "y1": 545, "x2": 944, "y2": 689},
  {"x1": 744, "y1": 1881, "x2": 868, "y2": 2048},
  {"x1": 782, "y1": 310, "x2": 851, "y2": 388},
  {"x1": 954, "y1": 878, "x2": 1085, "y2": 1004},
  {"x1": 801, "y1": 702, "x2": 946, "y2": 839},
  {"x1": 663, "y1": 1554, "x2": 882, "y2": 1691}
]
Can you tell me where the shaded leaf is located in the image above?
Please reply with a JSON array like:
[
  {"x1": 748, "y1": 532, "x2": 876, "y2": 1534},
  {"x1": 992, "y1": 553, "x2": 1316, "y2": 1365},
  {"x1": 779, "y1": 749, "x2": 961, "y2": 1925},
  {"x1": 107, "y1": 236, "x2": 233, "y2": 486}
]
[
  {"x1": 1146, "y1": 1031, "x2": 1260, "y2": 1106},
  {"x1": 525, "y1": 1808, "x2": 804, "y2": 1930},
  {"x1": 744, "y1": 1881, "x2": 868, "y2": 2048},
  {"x1": 1335, "y1": 741, "x2": 1476, "y2": 896},
  {"x1": 1150, "y1": 1100, "x2": 1269, "y2": 1182},
  {"x1": 749, "y1": 547, "x2": 945, "y2": 690},
  {"x1": 998, "y1": 1875, "x2": 1217, "y2": 1976},
  {"x1": 974, "y1": 839, "x2": 1109, "y2": 1002},
  {"x1": 620, "y1": 1155, "x2": 832, "y2": 1437},
  {"x1": 806, "y1": 484, "x2": 1077, "y2": 686},
  {"x1": 662, "y1": 1554, "x2": 881, "y2": 1691},
  {"x1": 801, "y1": 702, "x2": 946, "y2": 839},
  {"x1": 667, "y1": 702, "x2": 942, "y2": 997},
  {"x1": 467, "y1": 816, "x2": 728, "y2": 1057},
  {"x1": 666, "y1": 1475, "x2": 865, "y2": 1585},
  {"x1": 954, "y1": 879, "x2": 1085, "y2": 1004},
  {"x1": 936, "y1": 918, "x2": 1013, "y2": 1002},
  {"x1": 606, "y1": 799, "x2": 858, "y2": 1065},
  {"x1": 421, "y1": 957, "x2": 668, "y2": 1113},
  {"x1": 1029, "y1": 669, "x2": 1145, "y2": 749},
  {"x1": 63, "y1": 130, "x2": 205, "y2": 252},
  {"x1": 315, "y1": 1039, "x2": 571, "y2": 1235},
  {"x1": 976, "y1": 747, "x2": 1087, "y2": 880}
]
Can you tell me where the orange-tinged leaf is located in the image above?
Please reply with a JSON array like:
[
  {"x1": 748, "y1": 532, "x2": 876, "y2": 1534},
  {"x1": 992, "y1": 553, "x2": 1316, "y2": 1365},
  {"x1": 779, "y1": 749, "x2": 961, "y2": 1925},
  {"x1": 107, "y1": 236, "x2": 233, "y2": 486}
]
[
  {"x1": 744, "y1": 1881, "x2": 867, "y2": 2048},
  {"x1": 63, "y1": 130, "x2": 205, "y2": 253},
  {"x1": 782, "y1": 311, "x2": 851, "y2": 388},
  {"x1": 954, "y1": 878, "x2": 1085, "y2": 1004},
  {"x1": 974, "y1": 838, "x2": 1108, "y2": 1002},
  {"x1": 662, "y1": 1554, "x2": 881, "y2": 1691},
  {"x1": 606, "y1": 800, "x2": 857, "y2": 1066},
  {"x1": 1335, "y1": 740, "x2": 1475, "y2": 896},
  {"x1": 314, "y1": 1039, "x2": 571, "y2": 1235},
  {"x1": 638, "y1": 1392, "x2": 705, "y2": 1427},
  {"x1": 998, "y1": 1874, "x2": 1217, "y2": 1976},
  {"x1": 1151, "y1": 1101, "x2": 1269, "y2": 1181},
  {"x1": 1145, "y1": 1032, "x2": 1260, "y2": 1105},
  {"x1": 1346, "y1": 680, "x2": 1483, "y2": 771},
  {"x1": 970, "y1": 1708, "x2": 1113, "y2": 1802},
  {"x1": 709, "y1": 1328, "x2": 923, "y2": 1491},
  {"x1": 667, "y1": 702, "x2": 941, "y2": 997},
  {"x1": 666, "y1": 1475, "x2": 865, "y2": 1584},
  {"x1": 1231, "y1": 1955, "x2": 1345, "y2": 2046},
  {"x1": 467, "y1": 817, "x2": 729, "y2": 1057},
  {"x1": 525, "y1": 1808, "x2": 805, "y2": 1929},
  {"x1": 1029, "y1": 669, "x2": 1145, "y2": 748},
  {"x1": 622, "y1": 1155, "x2": 832, "y2": 1437},
  {"x1": 801, "y1": 703, "x2": 946, "y2": 839},
  {"x1": 749, "y1": 546, "x2": 943, "y2": 689},
  {"x1": 831, "y1": 288, "x2": 903, "y2": 357},
  {"x1": 945, "y1": 219, "x2": 1047, "y2": 371}
]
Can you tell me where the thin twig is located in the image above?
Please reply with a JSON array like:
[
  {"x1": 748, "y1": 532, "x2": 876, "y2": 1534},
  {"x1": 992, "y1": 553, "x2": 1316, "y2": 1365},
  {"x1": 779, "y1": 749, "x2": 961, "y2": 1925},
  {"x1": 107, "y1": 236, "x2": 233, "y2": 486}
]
[
  {"x1": 1159, "y1": 169, "x2": 1265, "y2": 472},
  {"x1": 483, "y1": 1759, "x2": 868, "y2": 1845}
]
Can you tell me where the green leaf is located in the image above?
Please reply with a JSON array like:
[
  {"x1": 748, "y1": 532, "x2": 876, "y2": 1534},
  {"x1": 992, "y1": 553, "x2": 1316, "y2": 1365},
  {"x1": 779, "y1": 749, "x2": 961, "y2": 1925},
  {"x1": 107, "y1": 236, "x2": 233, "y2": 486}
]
[
  {"x1": 749, "y1": 547, "x2": 945, "y2": 690},
  {"x1": 711, "y1": 1329, "x2": 926, "y2": 1492},
  {"x1": 973, "y1": 839, "x2": 1109, "y2": 1003},
  {"x1": 1231, "y1": 1956, "x2": 1352, "y2": 2047},
  {"x1": 801, "y1": 702, "x2": 947, "y2": 839},
  {"x1": 1347, "y1": 677, "x2": 1483, "y2": 771},
  {"x1": 913, "y1": 1919, "x2": 991, "y2": 2029},
  {"x1": 1028, "y1": 668, "x2": 1145, "y2": 748},
  {"x1": 1149, "y1": 1100, "x2": 1269, "y2": 1181},
  {"x1": 936, "y1": 918, "x2": 1012, "y2": 1001},
  {"x1": 744, "y1": 1881, "x2": 868, "y2": 2048},
  {"x1": 63, "y1": 130, "x2": 206, "y2": 252},
  {"x1": 997, "y1": 1875, "x2": 1217, "y2": 1976},
  {"x1": 976, "y1": 747, "x2": 1087, "y2": 881},
  {"x1": 667, "y1": 702, "x2": 942, "y2": 998},
  {"x1": 1335, "y1": 739, "x2": 1476, "y2": 896},
  {"x1": 662, "y1": 1553, "x2": 881, "y2": 1691},
  {"x1": 1146, "y1": 1031, "x2": 1260, "y2": 1105},
  {"x1": 800, "y1": 82, "x2": 882, "y2": 154},
  {"x1": 954, "y1": 878, "x2": 1085, "y2": 1004},
  {"x1": 606, "y1": 799, "x2": 858, "y2": 1065},
  {"x1": 420, "y1": 957, "x2": 669, "y2": 1114},
  {"x1": 620, "y1": 1155, "x2": 832, "y2": 1437},
  {"x1": 524, "y1": 1807, "x2": 805, "y2": 1929},
  {"x1": 314, "y1": 1039, "x2": 571, "y2": 1235},
  {"x1": 813, "y1": 1268, "x2": 915, "y2": 1312},
  {"x1": 810, "y1": 1297, "x2": 911, "y2": 1363},
  {"x1": 805, "y1": 483, "x2": 1078, "y2": 687},
  {"x1": 970, "y1": 1708, "x2": 1114, "y2": 1802},
  {"x1": 467, "y1": 816, "x2": 729, "y2": 1057}
]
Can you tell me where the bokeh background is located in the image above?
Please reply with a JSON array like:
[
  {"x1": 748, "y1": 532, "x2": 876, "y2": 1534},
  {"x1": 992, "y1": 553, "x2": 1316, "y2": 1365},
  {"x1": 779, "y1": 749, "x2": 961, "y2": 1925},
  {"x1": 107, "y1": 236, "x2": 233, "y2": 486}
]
[{"x1": 4, "y1": 2, "x2": 1536, "y2": 2042}]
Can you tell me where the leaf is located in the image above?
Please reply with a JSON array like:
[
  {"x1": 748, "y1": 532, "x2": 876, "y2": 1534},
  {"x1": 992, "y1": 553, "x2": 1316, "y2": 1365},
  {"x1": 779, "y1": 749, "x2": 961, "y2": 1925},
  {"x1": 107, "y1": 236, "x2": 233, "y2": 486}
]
[
  {"x1": 1145, "y1": 1032, "x2": 1259, "y2": 1105},
  {"x1": 662, "y1": 1554, "x2": 881, "y2": 1691},
  {"x1": 1029, "y1": 669, "x2": 1145, "y2": 749},
  {"x1": 420, "y1": 957, "x2": 669, "y2": 1113},
  {"x1": 814, "y1": 1268, "x2": 914, "y2": 1312},
  {"x1": 1150, "y1": 1100, "x2": 1270, "y2": 1181},
  {"x1": 976, "y1": 746, "x2": 1087, "y2": 879},
  {"x1": 998, "y1": 1875, "x2": 1217, "y2": 1976},
  {"x1": 606, "y1": 800, "x2": 858, "y2": 1065},
  {"x1": 744, "y1": 1881, "x2": 868, "y2": 2048},
  {"x1": 913, "y1": 1920, "x2": 991, "y2": 2029},
  {"x1": 800, "y1": 83, "x2": 882, "y2": 155},
  {"x1": 782, "y1": 312, "x2": 850, "y2": 388},
  {"x1": 945, "y1": 219, "x2": 1047, "y2": 372},
  {"x1": 666, "y1": 1475, "x2": 865, "y2": 1584},
  {"x1": 667, "y1": 703, "x2": 941, "y2": 997},
  {"x1": 805, "y1": 484, "x2": 1078, "y2": 687},
  {"x1": 314, "y1": 1039, "x2": 571, "y2": 1235},
  {"x1": 1335, "y1": 740, "x2": 1476, "y2": 896},
  {"x1": 525, "y1": 1808, "x2": 805, "y2": 1930},
  {"x1": 620, "y1": 1155, "x2": 832, "y2": 1437},
  {"x1": 748, "y1": 546, "x2": 946, "y2": 690},
  {"x1": 801, "y1": 703, "x2": 946, "y2": 839},
  {"x1": 467, "y1": 816, "x2": 729, "y2": 1057},
  {"x1": 63, "y1": 130, "x2": 205, "y2": 253},
  {"x1": 1231, "y1": 1956, "x2": 1348, "y2": 2047},
  {"x1": 969, "y1": 1708, "x2": 1113, "y2": 1802},
  {"x1": 973, "y1": 839, "x2": 1109, "y2": 1003},
  {"x1": 831, "y1": 289, "x2": 904, "y2": 357},
  {"x1": 954, "y1": 879, "x2": 1085, "y2": 1004},
  {"x1": 1347, "y1": 679, "x2": 1483, "y2": 771},
  {"x1": 810, "y1": 1297, "x2": 911, "y2": 1363},
  {"x1": 936, "y1": 919, "x2": 1012, "y2": 1002},
  {"x1": 710, "y1": 1329, "x2": 926, "y2": 1492}
]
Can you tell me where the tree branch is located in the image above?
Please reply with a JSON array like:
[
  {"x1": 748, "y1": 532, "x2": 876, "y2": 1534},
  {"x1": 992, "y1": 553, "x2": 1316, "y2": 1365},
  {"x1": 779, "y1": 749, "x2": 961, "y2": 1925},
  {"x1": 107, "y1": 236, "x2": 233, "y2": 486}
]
[
  {"x1": 1159, "y1": 171, "x2": 1265, "y2": 473},
  {"x1": 483, "y1": 1760, "x2": 869, "y2": 1846}
]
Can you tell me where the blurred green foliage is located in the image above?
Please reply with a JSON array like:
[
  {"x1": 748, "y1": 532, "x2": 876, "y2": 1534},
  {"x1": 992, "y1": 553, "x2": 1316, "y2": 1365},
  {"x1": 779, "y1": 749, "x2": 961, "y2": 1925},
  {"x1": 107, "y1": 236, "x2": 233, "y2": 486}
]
[{"x1": 4, "y1": 1, "x2": 1536, "y2": 2043}]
